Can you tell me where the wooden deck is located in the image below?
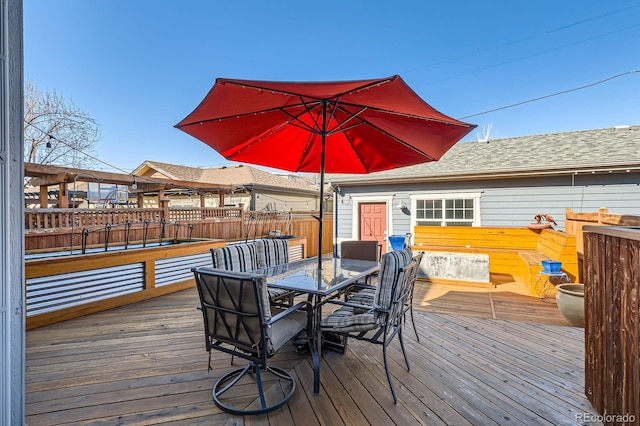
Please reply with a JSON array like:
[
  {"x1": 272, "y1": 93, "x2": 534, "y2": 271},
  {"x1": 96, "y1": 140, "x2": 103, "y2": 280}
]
[{"x1": 25, "y1": 281, "x2": 598, "y2": 425}]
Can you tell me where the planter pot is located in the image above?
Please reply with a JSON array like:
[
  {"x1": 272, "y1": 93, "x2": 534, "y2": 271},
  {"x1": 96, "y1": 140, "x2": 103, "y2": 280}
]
[
  {"x1": 527, "y1": 223, "x2": 552, "y2": 230},
  {"x1": 555, "y1": 283, "x2": 584, "y2": 327}
]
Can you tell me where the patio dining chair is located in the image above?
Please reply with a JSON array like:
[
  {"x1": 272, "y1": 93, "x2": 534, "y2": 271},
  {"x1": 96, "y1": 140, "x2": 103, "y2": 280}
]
[
  {"x1": 341, "y1": 240, "x2": 383, "y2": 294},
  {"x1": 340, "y1": 240, "x2": 381, "y2": 262},
  {"x1": 210, "y1": 242, "x2": 294, "y2": 303},
  {"x1": 348, "y1": 250, "x2": 423, "y2": 340},
  {"x1": 192, "y1": 267, "x2": 314, "y2": 415},
  {"x1": 319, "y1": 251, "x2": 419, "y2": 403}
]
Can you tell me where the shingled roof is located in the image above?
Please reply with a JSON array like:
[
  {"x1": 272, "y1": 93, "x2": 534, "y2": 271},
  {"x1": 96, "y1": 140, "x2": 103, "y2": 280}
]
[
  {"x1": 329, "y1": 125, "x2": 640, "y2": 185},
  {"x1": 134, "y1": 161, "x2": 317, "y2": 193}
]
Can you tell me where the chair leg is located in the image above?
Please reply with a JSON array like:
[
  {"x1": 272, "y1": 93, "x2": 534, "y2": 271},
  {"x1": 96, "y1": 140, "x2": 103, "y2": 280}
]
[
  {"x1": 382, "y1": 339, "x2": 398, "y2": 404},
  {"x1": 409, "y1": 305, "x2": 420, "y2": 341},
  {"x1": 398, "y1": 326, "x2": 411, "y2": 371},
  {"x1": 212, "y1": 361, "x2": 296, "y2": 415}
]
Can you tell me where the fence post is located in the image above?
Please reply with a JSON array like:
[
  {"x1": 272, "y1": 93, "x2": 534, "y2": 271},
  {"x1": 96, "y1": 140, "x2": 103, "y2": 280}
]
[
  {"x1": 597, "y1": 207, "x2": 608, "y2": 224},
  {"x1": 239, "y1": 203, "x2": 245, "y2": 238},
  {"x1": 160, "y1": 200, "x2": 170, "y2": 223}
]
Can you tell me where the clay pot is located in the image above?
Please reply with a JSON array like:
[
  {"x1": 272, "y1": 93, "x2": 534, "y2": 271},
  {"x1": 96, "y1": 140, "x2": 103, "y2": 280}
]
[
  {"x1": 527, "y1": 222, "x2": 552, "y2": 230},
  {"x1": 556, "y1": 283, "x2": 585, "y2": 327}
]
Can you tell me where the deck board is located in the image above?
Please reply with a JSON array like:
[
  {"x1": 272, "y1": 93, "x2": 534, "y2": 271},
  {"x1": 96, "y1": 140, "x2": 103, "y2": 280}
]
[{"x1": 25, "y1": 282, "x2": 599, "y2": 425}]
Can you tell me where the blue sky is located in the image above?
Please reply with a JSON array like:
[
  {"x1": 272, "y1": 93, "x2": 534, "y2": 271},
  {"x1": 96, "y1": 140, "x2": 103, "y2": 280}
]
[{"x1": 24, "y1": 1, "x2": 640, "y2": 173}]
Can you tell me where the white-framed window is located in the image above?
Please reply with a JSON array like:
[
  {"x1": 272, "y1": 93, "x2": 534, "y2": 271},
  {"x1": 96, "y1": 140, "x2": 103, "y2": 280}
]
[{"x1": 410, "y1": 193, "x2": 481, "y2": 227}]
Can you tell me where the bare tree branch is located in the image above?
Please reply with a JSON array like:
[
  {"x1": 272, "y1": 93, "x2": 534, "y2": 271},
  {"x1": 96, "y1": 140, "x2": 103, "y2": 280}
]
[{"x1": 24, "y1": 80, "x2": 101, "y2": 168}]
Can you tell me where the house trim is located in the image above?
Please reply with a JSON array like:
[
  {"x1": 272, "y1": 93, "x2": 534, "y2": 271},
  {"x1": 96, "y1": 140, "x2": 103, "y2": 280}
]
[
  {"x1": 350, "y1": 194, "x2": 394, "y2": 241},
  {"x1": 409, "y1": 192, "x2": 482, "y2": 229}
]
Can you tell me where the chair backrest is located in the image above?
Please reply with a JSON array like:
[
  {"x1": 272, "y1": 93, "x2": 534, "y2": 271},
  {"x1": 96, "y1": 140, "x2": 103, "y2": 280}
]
[
  {"x1": 404, "y1": 252, "x2": 424, "y2": 308},
  {"x1": 373, "y1": 247, "x2": 414, "y2": 321},
  {"x1": 193, "y1": 268, "x2": 272, "y2": 357},
  {"x1": 388, "y1": 260, "x2": 419, "y2": 323},
  {"x1": 211, "y1": 243, "x2": 259, "y2": 271},
  {"x1": 256, "y1": 238, "x2": 289, "y2": 269},
  {"x1": 341, "y1": 240, "x2": 380, "y2": 262}
]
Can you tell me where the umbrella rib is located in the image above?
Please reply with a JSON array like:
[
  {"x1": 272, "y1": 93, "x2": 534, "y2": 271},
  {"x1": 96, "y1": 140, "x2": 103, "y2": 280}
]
[
  {"x1": 230, "y1": 99, "x2": 325, "y2": 160},
  {"x1": 222, "y1": 77, "x2": 396, "y2": 102},
  {"x1": 280, "y1": 97, "x2": 324, "y2": 134},
  {"x1": 176, "y1": 102, "x2": 323, "y2": 128},
  {"x1": 295, "y1": 131, "x2": 316, "y2": 172},
  {"x1": 336, "y1": 100, "x2": 474, "y2": 126},
  {"x1": 326, "y1": 104, "x2": 368, "y2": 135}
]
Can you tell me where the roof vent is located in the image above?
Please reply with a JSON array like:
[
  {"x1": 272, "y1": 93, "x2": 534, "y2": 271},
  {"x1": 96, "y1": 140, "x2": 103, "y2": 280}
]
[{"x1": 614, "y1": 125, "x2": 631, "y2": 130}]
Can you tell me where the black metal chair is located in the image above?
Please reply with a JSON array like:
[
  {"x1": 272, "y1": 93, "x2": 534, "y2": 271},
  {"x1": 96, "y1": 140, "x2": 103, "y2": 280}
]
[
  {"x1": 341, "y1": 240, "x2": 382, "y2": 295},
  {"x1": 192, "y1": 267, "x2": 314, "y2": 415},
  {"x1": 403, "y1": 252, "x2": 423, "y2": 341},
  {"x1": 319, "y1": 251, "x2": 419, "y2": 403},
  {"x1": 340, "y1": 240, "x2": 381, "y2": 262},
  {"x1": 347, "y1": 251, "x2": 424, "y2": 341}
]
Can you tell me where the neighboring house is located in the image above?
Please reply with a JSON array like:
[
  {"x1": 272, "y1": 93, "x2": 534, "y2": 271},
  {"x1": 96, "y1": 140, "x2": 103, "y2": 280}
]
[
  {"x1": 133, "y1": 160, "x2": 319, "y2": 211},
  {"x1": 329, "y1": 125, "x2": 640, "y2": 252}
]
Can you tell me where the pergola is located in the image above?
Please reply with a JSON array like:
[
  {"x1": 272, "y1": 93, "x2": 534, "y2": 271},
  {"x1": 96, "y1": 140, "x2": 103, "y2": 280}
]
[{"x1": 24, "y1": 162, "x2": 235, "y2": 209}]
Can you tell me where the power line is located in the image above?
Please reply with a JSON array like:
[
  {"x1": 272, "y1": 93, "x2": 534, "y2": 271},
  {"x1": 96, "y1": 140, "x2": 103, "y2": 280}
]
[
  {"x1": 423, "y1": 23, "x2": 640, "y2": 87},
  {"x1": 26, "y1": 123, "x2": 170, "y2": 186},
  {"x1": 460, "y1": 70, "x2": 639, "y2": 119},
  {"x1": 406, "y1": 4, "x2": 640, "y2": 76}
]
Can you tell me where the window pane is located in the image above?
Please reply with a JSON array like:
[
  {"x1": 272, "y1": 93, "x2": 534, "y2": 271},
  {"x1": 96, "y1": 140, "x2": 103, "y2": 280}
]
[{"x1": 415, "y1": 197, "x2": 475, "y2": 227}]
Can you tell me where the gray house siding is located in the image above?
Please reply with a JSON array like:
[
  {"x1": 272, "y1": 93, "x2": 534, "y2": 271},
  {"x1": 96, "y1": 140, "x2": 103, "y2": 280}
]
[
  {"x1": 334, "y1": 171, "x2": 640, "y2": 241},
  {"x1": 331, "y1": 126, "x2": 640, "y2": 244}
]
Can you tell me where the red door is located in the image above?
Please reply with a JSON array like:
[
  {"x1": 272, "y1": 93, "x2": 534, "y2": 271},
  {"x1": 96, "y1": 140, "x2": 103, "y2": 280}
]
[{"x1": 359, "y1": 202, "x2": 387, "y2": 253}]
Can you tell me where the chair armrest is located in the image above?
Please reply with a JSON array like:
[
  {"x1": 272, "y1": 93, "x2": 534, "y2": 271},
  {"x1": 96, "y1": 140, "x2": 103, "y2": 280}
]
[
  {"x1": 321, "y1": 298, "x2": 373, "y2": 311},
  {"x1": 267, "y1": 301, "x2": 311, "y2": 325}
]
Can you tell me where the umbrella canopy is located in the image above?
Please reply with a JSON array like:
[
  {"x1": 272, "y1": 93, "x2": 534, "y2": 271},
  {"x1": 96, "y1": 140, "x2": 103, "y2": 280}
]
[{"x1": 176, "y1": 75, "x2": 476, "y2": 269}]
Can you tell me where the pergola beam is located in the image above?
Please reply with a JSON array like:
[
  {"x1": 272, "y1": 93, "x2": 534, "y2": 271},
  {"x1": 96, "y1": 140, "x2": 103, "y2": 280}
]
[{"x1": 25, "y1": 162, "x2": 234, "y2": 193}]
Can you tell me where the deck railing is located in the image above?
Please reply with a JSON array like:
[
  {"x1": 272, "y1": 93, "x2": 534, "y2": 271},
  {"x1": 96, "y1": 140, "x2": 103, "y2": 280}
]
[
  {"x1": 25, "y1": 207, "x2": 332, "y2": 257},
  {"x1": 25, "y1": 206, "x2": 242, "y2": 230},
  {"x1": 565, "y1": 207, "x2": 640, "y2": 254}
]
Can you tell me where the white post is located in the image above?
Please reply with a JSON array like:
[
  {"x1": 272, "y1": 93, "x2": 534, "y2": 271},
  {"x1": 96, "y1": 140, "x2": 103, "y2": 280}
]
[{"x1": 1, "y1": 0, "x2": 25, "y2": 423}]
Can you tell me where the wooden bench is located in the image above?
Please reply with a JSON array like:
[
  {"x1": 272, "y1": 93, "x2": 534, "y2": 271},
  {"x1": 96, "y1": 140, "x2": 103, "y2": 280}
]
[
  {"x1": 518, "y1": 229, "x2": 578, "y2": 295},
  {"x1": 412, "y1": 226, "x2": 578, "y2": 295}
]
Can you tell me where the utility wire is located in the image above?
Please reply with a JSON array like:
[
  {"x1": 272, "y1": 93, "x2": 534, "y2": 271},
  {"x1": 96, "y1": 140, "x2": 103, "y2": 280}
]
[
  {"x1": 424, "y1": 23, "x2": 640, "y2": 87},
  {"x1": 27, "y1": 123, "x2": 169, "y2": 186},
  {"x1": 460, "y1": 70, "x2": 639, "y2": 119},
  {"x1": 406, "y1": 4, "x2": 640, "y2": 75}
]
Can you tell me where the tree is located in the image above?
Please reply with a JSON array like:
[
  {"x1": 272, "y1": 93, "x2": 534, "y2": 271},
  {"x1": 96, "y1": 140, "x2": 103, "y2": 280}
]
[{"x1": 23, "y1": 80, "x2": 101, "y2": 168}]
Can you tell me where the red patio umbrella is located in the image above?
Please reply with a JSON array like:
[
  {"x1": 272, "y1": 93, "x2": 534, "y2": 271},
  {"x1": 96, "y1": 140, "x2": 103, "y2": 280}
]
[{"x1": 175, "y1": 75, "x2": 475, "y2": 270}]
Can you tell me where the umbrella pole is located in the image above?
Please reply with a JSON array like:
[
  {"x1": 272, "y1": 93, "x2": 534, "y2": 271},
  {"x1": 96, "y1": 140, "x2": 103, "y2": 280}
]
[{"x1": 317, "y1": 102, "x2": 327, "y2": 271}]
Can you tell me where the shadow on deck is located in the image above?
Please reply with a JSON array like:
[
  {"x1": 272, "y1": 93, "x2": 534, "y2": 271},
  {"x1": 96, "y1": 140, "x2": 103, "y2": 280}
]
[{"x1": 25, "y1": 281, "x2": 597, "y2": 425}]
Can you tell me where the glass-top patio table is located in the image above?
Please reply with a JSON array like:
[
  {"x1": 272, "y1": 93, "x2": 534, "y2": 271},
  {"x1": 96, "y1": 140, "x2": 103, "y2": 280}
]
[{"x1": 254, "y1": 256, "x2": 380, "y2": 394}]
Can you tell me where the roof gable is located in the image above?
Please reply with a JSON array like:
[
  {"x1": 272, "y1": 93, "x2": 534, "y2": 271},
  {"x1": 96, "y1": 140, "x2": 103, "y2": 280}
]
[{"x1": 132, "y1": 161, "x2": 316, "y2": 193}]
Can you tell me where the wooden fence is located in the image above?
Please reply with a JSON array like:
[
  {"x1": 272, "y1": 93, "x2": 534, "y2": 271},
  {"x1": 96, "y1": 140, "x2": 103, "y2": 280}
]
[
  {"x1": 565, "y1": 207, "x2": 640, "y2": 254},
  {"x1": 24, "y1": 207, "x2": 333, "y2": 257},
  {"x1": 583, "y1": 226, "x2": 639, "y2": 424},
  {"x1": 25, "y1": 206, "x2": 242, "y2": 230}
]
